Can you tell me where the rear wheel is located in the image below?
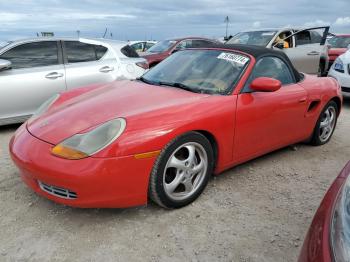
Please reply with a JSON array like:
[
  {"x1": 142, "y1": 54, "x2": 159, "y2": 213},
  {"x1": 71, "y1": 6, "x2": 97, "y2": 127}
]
[
  {"x1": 310, "y1": 101, "x2": 338, "y2": 146},
  {"x1": 149, "y1": 132, "x2": 214, "y2": 208}
]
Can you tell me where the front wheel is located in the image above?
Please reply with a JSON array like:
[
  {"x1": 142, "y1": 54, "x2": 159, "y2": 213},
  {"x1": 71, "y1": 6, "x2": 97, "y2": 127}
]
[
  {"x1": 310, "y1": 101, "x2": 338, "y2": 146},
  {"x1": 149, "y1": 132, "x2": 214, "y2": 208}
]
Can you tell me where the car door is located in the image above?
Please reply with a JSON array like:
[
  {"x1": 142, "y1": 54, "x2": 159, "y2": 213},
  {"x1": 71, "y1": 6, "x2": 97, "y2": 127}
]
[
  {"x1": 276, "y1": 27, "x2": 329, "y2": 74},
  {"x1": 63, "y1": 41, "x2": 117, "y2": 90},
  {"x1": 233, "y1": 56, "x2": 309, "y2": 162},
  {"x1": 0, "y1": 41, "x2": 66, "y2": 121}
]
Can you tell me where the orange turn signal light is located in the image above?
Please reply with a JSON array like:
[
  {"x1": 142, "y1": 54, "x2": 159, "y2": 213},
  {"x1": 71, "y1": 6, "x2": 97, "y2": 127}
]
[
  {"x1": 51, "y1": 144, "x2": 89, "y2": 160},
  {"x1": 134, "y1": 150, "x2": 160, "y2": 159}
]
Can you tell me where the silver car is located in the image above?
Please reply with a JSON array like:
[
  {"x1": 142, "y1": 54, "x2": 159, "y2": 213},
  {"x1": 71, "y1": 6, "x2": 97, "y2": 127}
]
[
  {"x1": 227, "y1": 26, "x2": 330, "y2": 76},
  {"x1": 0, "y1": 37, "x2": 148, "y2": 126}
]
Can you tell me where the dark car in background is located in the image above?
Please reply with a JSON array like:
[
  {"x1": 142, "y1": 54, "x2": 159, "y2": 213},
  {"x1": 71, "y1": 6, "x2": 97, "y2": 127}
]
[
  {"x1": 140, "y1": 37, "x2": 218, "y2": 67},
  {"x1": 327, "y1": 34, "x2": 350, "y2": 70}
]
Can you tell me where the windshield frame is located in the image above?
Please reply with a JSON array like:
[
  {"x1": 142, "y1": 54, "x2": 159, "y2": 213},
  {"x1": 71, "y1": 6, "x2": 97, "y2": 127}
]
[{"x1": 140, "y1": 48, "x2": 251, "y2": 96}]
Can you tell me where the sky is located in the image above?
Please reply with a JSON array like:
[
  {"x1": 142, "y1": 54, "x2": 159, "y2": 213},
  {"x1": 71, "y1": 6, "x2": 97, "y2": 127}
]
[{"x1": 0, "y1": 0, "x2": 350, "y2": 42}]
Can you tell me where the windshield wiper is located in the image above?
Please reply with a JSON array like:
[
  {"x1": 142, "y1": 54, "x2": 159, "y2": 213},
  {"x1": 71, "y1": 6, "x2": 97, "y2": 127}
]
[{"x1": 158, "y1": 81, "x2": 200, "y2": 93}]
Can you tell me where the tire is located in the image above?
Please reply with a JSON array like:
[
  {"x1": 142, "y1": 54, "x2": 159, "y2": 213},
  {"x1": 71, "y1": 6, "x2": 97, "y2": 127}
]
[
  {"x1": 149, "y1": 132, "x2": 214, "y2": 208},
  {"x1": 310, "y1": 101, "x2": 338, "y2": 146}
]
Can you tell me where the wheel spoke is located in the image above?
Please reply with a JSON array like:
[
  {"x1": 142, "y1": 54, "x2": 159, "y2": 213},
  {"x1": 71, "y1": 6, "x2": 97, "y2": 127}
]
[
  {"x1": 320, "y1": 120, "x2": 328, "y2": 128},
  {"x1": 320, "y1": 127, "x2": 328, "y2": 139},
  {"x1": 185, "y1": 145, "x2": 196, "y2": 165},
  {"x1": 168, "y1": 156, "x2": 186, "y2": 170},
  {"x1": 183, "y1": 179, "x2": 194, "y2": 193},
  {"x1": 192, "y1": 160, "x2": 204, "y2": 174},
  {"x1": 165, "y1": 172, "x2": 184, "y2": 193}
]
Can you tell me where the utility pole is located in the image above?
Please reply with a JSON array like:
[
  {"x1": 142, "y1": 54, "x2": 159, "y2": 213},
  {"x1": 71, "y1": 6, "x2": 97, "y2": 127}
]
[
  {"x1": 76, "y1": 30, "x2": 80, "y2": 38},
  {"x1": 224, "y1": 16, "x2": 230, "y2": 40},
  {"x1": 103, "y1": 28, "x2": 108, "y2": 38}
]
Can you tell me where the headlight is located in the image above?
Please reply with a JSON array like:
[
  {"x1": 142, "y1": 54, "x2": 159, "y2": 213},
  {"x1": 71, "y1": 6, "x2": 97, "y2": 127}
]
[
  {"x1": 333, "y1": 58, "x2": 345, "y2": 73},
  {"x1": 51, "y1": 118, "x2": 126, "y2": 160},
  {"x1": 331, "y1": 174, "x2": 350, "y2": 261},
  {"x1": 32, "y1": 94, "x2": 60, "y2": 119}
]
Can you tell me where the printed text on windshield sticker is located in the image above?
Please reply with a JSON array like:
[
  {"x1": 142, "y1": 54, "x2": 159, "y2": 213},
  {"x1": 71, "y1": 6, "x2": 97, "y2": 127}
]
[{"x1": 217, "y1": 53, "x2": 249, "y2": 65}]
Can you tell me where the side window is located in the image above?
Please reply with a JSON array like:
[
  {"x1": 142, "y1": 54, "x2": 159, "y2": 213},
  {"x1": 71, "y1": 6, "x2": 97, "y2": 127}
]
[
  {"x1": 65, "y1": 41, "x2": 96, "y2": 63},
  {"x1": 192, "y1": 40, "x2": 214, "y2": 48},
  {"x1": 243, "y1": 56, "x2": 294, "y2": 92},
  {"x1": 0, "y1": 41, "x2": 58, "y2": 69},
  {"x1": 145, "y1": 42, "x2": 155, "y2": 50},
  {"x1": 95, "y1": 45, "x2": 108, "y2": 60},
  {"x1": 310, "y1": 31, "x2": 322, "y2": 44},
  {"x1": 295, "y1": 31, "x2": 312, "y2": 46},
  {"x1": 176, "y1": 40, "x2": 192, "y2": 49},
  {"x1": 120, "y1": 45, "x2": 139, "y2": 58},
  {"x1": 130, "y1": 42, "x2": 144, "y2": 52}
]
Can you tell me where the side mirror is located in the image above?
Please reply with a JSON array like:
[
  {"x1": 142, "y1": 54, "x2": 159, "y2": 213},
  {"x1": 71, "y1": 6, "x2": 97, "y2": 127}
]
[
  {"x1": 0, "y1": 59, "x2": 11, "y2": 71},
  {"x1": 250, "y1": 77, "x2": 281, "y2": 92}
]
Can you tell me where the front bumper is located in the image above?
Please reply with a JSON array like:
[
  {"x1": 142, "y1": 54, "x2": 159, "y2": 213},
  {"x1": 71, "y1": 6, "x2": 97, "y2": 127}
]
[
  {"x1": 9, "y1": 124, "x2": 157, "y2": 208},
  {"x1": 298, "y1": 161, "x2": 350, "y2": 262}
]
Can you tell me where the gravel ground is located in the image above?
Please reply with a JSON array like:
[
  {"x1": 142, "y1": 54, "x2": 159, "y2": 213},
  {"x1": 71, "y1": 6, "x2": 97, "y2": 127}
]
[{"x1": 0, "y1": 98, "x2": 349, "y2": 262}]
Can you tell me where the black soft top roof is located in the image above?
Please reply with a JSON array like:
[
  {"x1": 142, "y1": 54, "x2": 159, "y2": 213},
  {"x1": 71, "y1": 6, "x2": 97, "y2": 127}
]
[{"x1": 206, "y1": 43, "x2": 302, "y2": 82}]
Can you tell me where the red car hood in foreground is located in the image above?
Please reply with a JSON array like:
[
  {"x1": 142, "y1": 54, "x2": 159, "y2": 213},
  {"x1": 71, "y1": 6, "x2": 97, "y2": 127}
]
[{"x1": 27, "y1": 80, "x2": 209, "y2": 145}]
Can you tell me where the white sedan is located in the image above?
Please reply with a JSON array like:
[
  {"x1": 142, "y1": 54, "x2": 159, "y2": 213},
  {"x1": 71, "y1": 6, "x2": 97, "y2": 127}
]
[
  {"x1": 328, "y1": 46, "x2": 350, "y2": 98},
  {"x1": 0, "y1": 37, "x2": 149, "y2": 125}
]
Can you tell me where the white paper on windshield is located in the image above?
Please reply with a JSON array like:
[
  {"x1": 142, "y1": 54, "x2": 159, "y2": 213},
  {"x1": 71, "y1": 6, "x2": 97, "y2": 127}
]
[
  {"x1": 262, "y1": 32, "x2": 275, "y2": 36},
  {"x1": 217, "y1": 52, "x2": 249, "y2": 65}
]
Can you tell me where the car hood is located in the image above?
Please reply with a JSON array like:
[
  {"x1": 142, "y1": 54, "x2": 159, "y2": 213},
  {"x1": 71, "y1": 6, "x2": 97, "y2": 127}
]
[{"x1": 27, "y1": 80, "x2": 209, "y2": 145}]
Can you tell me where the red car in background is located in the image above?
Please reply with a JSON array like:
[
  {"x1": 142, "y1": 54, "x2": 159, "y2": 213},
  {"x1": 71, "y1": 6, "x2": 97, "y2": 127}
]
[
  {"x1": 299, "y1": 161, "x2": 350, "y2": 262},
  {"x1": 328, "y1": 35, "x2": 350, "y2": 69},
  {"x1": 140, "y1": 37, "x2": 218, "y2": 67}
]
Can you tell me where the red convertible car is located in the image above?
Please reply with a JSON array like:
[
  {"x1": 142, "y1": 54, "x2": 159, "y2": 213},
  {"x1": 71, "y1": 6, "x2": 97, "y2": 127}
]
[
  {"x1": 10, "y1": 44, "x2": 342, "y2": 209},
  {"x1": 299, "y1": 161, "x2": 350, "y2": 262}
]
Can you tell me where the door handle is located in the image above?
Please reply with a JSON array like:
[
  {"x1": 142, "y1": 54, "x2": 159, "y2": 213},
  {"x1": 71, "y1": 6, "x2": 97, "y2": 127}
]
[
  {"x1": 99, "y1": 66, "x2": 114, "y2": 73},
  {"x1": 45, "y1": 72, "x2": 64, "y2": 79},
  {"x1": 307, "y1": 51, "x2": 320, "y2": 56}
]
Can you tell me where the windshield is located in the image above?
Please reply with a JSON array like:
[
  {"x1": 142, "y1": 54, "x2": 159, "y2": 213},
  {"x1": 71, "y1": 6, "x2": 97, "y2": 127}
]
[
  {"x1": 328, "y1": 36, "x2": 350, "y2": 48},
  {"x1": 146, "y1": 40, "x2": 177, "y2": 53},
  {"x1": 141, "y1": 49, "x2": 250, "y2": 95},
  {"x1": 227, "y1": 31, "x2": 277, "y2": 46}
]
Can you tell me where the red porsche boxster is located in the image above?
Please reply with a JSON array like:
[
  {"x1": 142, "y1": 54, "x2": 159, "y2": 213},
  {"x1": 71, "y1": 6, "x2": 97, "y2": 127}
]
[{"x1": 10, "y1": 44, "x2": 342, "y2": 209}]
